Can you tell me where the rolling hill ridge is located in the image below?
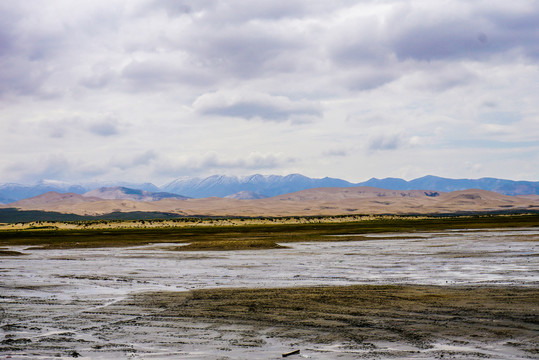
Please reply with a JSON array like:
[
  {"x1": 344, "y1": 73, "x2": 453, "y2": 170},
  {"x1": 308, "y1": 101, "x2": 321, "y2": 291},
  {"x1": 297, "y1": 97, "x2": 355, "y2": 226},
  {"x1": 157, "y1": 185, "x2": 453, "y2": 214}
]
[{"x1": 3, "y1": 187, "x2": 538, "y2": 219}]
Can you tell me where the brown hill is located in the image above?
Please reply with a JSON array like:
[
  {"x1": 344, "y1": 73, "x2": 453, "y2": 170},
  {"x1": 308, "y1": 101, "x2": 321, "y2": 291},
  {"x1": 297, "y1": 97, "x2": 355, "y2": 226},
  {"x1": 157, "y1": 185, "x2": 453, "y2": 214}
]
[
  {"x1": 270, "y1": 187, "x2": 441, "y2": 201},
  {"x1": 5, "y1": 187, "x2": 539, "y2": 217},
  {"x1": 224, "y1": 191, "x2": 268, "y2": 200}
]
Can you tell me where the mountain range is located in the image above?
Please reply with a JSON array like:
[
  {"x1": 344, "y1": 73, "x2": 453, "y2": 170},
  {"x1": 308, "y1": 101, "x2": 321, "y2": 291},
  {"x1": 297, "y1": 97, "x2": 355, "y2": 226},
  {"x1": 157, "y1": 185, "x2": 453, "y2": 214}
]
[
  {"x1": 1, "y1": 174, "x2": 538, "y2": 204},
  {"x1": 3, "y1": 187, "x2": 538, "y2": 219}
]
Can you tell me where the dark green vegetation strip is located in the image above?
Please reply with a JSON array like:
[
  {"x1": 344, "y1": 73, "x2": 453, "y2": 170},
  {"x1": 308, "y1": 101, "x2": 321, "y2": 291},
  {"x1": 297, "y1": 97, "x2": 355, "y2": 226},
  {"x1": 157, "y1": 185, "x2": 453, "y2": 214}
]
[
  {"x1": 0, "y1": 214, "x2": 537, "y2": 250},
  {"x1": 0, "y1": 208, "x2": 185, "y2": 223},
  {"x1": 130, "y1": 285, "x2": 539, "y2": 347},
  {"x1": 1, "y1": 207, "x2": 538, "y2": 224}
]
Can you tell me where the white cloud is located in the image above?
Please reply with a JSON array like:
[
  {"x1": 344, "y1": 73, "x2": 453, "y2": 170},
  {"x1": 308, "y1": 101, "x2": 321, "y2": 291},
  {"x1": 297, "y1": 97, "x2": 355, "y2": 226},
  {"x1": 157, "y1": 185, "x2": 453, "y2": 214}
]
[{"x1": 155, "y1": 152, "x2": 295, "y2": 177}]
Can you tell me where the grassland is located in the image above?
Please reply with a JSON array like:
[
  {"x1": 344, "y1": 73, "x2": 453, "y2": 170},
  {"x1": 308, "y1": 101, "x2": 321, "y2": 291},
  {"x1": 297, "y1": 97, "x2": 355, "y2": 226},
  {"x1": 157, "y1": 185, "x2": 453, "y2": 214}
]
[{"x1": 0, "y1": 213, "x2": 537, "y2": 250}]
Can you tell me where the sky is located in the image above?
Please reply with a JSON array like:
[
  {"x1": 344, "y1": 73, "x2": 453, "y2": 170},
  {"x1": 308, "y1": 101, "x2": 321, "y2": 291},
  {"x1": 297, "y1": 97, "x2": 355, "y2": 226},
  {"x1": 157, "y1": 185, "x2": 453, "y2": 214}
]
[{"x1": 1, "y1": 0, "x2": 538, "y2": 186}]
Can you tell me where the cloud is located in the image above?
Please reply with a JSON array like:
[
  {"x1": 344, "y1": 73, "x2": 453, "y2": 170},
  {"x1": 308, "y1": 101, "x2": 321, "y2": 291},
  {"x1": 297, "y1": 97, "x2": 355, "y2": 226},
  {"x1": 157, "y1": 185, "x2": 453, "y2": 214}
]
[
  {"x1": 110, "y1": 150, "x2": 157, "y2": 170},
  {"x1": 0, "y1": 3, "x2": 21, "y2": 58},
  {"x1": 145, "y1": 0, "x2": 312, "y2": 22},
  {"x1": 26, "y1": 154, "x2": 71, "y2": 181},
  {"x1": 388, "y1": 2, "x2": 539, "y2": 62},
  {"x1": 0, "y1": 58, "x2": 53, "y2": 97},
  {"x1": 37, "y1": 115, "x2": 122, "y2": 138},
  {"x1": 323, "y1": 149, "x2": 349, "y2": 157},
  {"x1": 193, "y1": 91, "x2": 322, "y2": 122},
  {"x1": 80, "y1": 67, "x2": 115, "y2": 89},
  {"x1": 174, "y1": 23, "x2": 304, "y2": 79},
  {"x1": 345, "y1": 69, "x2": 400, "y2": 91},
  {"x1": 143, "y1": 0, "x2": 196, "y2": 17},
  {"x1": 368, "y1": 134, "x2": 405, "y2": 151},
  {"x1": 120, "y1": 58, "x2": 214, "y2": 90},
  {"x1": 4, "y1": 154, "x2": 108, "y2": 183},
  {"x1": 478, "y1": 111, "x2": 521, "y2": 124},
  {"x1": 402, "y1": 63, "x2": 477, "y2": 92},
  {"x1": 156, "y1": 152, "x2": 295, "y2": 176},
  {"x1": 327, "y1": 1, "x2": 539, "y2": 71},
  {"x1": 88, "y1": 119, "x2": 120, "y2": 137},
  {"x1": 136, "y1": 1, "x2": 319, "y2": 82}
]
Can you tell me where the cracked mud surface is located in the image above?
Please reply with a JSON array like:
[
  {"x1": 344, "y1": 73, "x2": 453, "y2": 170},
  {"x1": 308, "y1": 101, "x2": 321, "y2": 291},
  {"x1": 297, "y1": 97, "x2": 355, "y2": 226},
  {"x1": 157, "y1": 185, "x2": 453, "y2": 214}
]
[{"x1": 0, "y1": 227, "x2": 538, "y2": 359}]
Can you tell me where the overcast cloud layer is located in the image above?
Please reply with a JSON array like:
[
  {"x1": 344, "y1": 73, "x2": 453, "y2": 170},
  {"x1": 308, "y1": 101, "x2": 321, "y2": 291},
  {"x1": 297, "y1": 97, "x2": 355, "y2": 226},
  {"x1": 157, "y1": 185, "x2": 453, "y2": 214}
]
[{"x1": 1, "y1": 0, "x2": 538, "y2": 185}]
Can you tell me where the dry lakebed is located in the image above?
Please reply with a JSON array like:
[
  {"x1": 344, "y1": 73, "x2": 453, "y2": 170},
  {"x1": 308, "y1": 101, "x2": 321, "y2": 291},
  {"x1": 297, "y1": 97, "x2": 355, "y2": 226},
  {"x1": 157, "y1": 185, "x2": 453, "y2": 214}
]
[{"x1": 0, "y1": 216, "x2": 538, "y2": 359}]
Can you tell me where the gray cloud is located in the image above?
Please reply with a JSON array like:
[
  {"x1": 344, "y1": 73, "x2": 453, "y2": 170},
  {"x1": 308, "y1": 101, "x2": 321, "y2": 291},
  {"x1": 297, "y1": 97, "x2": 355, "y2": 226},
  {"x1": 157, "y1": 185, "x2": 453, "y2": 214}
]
[
  {"x1": 390, "y1": 20, "x2": 487, "y2": 62},
  {"x1": 388, "y1": 3, "x2": 539, "y2": 62},
  {"x1": 345, "y1": 69, "x2": 400, "y2": 91},
  {"x1": 121, "y1": 59, "x2": 213, "y2": 89},
  {"x1": 39, "y1": 116, "x2": 122, "y2": 138},
  {"x1": 0, "y1": 4, "x2": 18, "y2": 58},
  {"x1": 328, "y1": 2, "x2": 539, "y2": 73},
  {"x1": 88, "y1": 120, "x2": 120, "y2": 137},
  {"x1": 146, "y1": 0, "x2": 334, "y2": 23},
  {"x1": 193, "y1": 91, "x2": 322, "y2": 122},
  {"x1": 368, "y1": 134, "x2": 404, "y2": 151},
  {"x1": 323, "y1": 149, "x2": 349, "y2": 157},
  {"x1": 134, "y1": 1, "x2": 322, "y2": 83},
  {"x1": 0, "y1": 58, "x2": 53, "y2": 97},
  {"x1": 4, "y1": 0, "x2": 536, "y2": 101},
  {"x1": 142, "y1": 0, "x2": 210, "y2": 17},
  {"x1": 174, "y1": 24, "x2": 303, "y2": 79},
  {"x1": 80, "y1": 67, "x2": 115, "y2": 89}
]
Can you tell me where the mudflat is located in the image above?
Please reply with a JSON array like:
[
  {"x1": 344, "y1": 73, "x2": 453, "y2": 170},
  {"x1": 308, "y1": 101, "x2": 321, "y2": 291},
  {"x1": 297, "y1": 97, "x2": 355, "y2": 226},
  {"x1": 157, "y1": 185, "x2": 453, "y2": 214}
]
[
  {"x1": 128, "y1": 284, "x2": 538, "y2": 356},
  {"x1": 1, "y1": 218, "x2": 537, "y2": 359}
]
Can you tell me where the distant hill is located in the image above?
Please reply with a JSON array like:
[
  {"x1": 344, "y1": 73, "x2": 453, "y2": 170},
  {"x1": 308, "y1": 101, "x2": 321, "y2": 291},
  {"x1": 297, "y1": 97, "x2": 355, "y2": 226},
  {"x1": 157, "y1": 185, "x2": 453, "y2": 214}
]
[
  {"x1": 0, "y1": 181, "x2": 87, "y2": 204},
  {"x1": 0, "y1": 181, "x2": 161, "y2": 204},
  {"x1": 1, "y1": 174, "x2": 538, "y2": 204},
  {"x1": 361, "y1": 175, "x2": 539, "y2": 195},
  {"x1": 84, "y1": 187, "x2": 189, "y2": 201}
]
